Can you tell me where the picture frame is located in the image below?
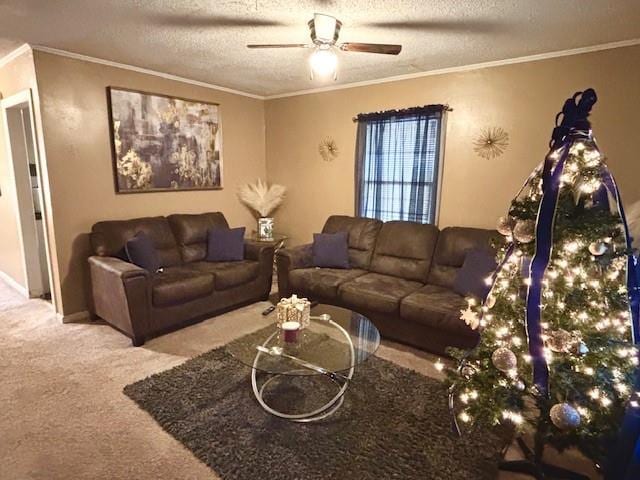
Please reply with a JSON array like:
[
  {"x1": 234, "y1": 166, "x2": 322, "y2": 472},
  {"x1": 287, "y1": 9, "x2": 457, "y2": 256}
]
[{"x1": 106, "y1": 86, "x2": 224, "y2": 193}]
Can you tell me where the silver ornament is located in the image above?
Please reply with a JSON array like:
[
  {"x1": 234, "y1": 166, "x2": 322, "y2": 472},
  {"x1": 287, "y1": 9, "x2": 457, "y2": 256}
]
[
  {"x1": 546, "y1": 329, "x2": 573, "y2": 353},
  {"x1": 513, "y1": 220, "x2": 536, "y2": 243},
  {"x1": 497, "y1": 216, "x2": 515, "y2": 236},
  {"x1": 492, "y1": 347, "x2": 517, "y2": 373},
  {"x1": 546, "y1": 329, "x2": 582, "y2": 354},
  {"x1": 588, "y1": 241, "x2": 607, "y2": 256},
  {"x1": 550, "y1": 403, "x2": 581, "y2": 430},
  {"x1": 514, "y1": 379, "x2": 525, "y2": 391}
]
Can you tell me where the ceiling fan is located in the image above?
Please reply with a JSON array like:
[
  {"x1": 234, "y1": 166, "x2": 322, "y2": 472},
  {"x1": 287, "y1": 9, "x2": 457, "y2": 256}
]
[{"x1": 247, "y1": 13, "x2": 402, "y2": 80}]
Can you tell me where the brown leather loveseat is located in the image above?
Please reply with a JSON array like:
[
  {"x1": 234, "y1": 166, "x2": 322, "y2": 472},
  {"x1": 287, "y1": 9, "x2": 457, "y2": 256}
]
[
  {"x1": 89, "y1": 212, "x2": 274, "y2": 346},
  {"x1": 276, "y1": 215, "x2": 496, "y2": 355}
]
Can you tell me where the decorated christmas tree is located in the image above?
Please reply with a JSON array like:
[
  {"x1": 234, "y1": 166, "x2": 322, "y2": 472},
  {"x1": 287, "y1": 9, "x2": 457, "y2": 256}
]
[{"x1": 446, "y1": 89, "x2": 640, "y2": 477}]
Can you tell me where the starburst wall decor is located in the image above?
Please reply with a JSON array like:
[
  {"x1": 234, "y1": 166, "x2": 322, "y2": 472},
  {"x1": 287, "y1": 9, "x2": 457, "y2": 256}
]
[
  {"x1": 473, "y1": 127, "x2": 509, "y2": 160},
  {"x1": 318, "y1": 137, "x2": 339, "y2": 162}
]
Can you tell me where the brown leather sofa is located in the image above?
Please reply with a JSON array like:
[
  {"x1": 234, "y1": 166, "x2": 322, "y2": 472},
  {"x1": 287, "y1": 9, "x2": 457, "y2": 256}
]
[
  {"x1": 89, "y1": 212, "x2": 274, "y2": 346},
  {"x1": 276, "y1": 215, "x2": 496, "y2": 355}
]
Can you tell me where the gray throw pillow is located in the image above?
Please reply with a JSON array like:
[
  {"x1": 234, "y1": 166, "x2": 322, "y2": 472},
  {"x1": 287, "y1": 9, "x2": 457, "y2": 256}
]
[
  {"x1": 207, "y1": 227, "x2": 246, "y2": 262},
  {"x1": 125, "y1": 232, "x2": 161, "y2": 273},
  {"x1": 453, "y1": 248, "x2": 497, "y2": 299},
  {"x1": 313, "y1": 232, "x2": 350, "y2": 268}
]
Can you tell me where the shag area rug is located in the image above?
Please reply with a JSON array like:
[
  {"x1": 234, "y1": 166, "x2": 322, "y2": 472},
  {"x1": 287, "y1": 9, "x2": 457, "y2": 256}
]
[{"x1": 124, "y1": 329, "x2": 508, "y2": 480}]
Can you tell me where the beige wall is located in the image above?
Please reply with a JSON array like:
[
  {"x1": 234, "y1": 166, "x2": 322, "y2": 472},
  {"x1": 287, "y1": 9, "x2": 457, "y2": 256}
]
[
  {"x1": 12, "y1": 44, "x2": 640, "y2": 316},
  {"x1": 33, "y1": 51, "x2": 266, "y2": 316},
  {"x1": 265, "y1": 45, "x2": 640, "y2": 246},
  {"x1": 0, "y1": 51, "x2": 38, "y2": 289}
]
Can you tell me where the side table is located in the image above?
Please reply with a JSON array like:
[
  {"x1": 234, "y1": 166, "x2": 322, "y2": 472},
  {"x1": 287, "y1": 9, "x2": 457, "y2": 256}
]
[{"x1": 247, "y1": 232, "x2": 288, "y2": 275}]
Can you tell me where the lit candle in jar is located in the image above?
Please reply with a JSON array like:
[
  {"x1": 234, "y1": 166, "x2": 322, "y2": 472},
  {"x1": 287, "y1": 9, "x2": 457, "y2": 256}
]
[{"x1": 281, "y1": 321, "x2": 301, "y2": 343}]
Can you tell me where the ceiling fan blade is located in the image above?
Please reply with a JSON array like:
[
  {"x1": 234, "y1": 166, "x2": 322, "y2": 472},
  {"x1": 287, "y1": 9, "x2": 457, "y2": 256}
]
[
  {"x1": 339, "y1": 43, "x2": 402, "y2": 55},
  {"x1": 362, "y1": 20, "x2": 500, "y2": 33},
  {"x1": 149, "y1": 14, "x2": 286, "y2": 28},
  {"x1": 247, "y1": 44, "x2": 311, "y2": 49}
]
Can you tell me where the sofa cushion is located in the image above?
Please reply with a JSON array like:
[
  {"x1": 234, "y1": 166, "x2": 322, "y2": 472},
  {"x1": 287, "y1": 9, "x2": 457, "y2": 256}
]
[
  {"x1": 152, "y1": 267, "x2": 214, "y2": 307},
  {"x1": 187, "y1": 261, "x2": 260, "y2": 290},
  {"x1": 400, "y1": 284, "x2": 474, "y2": 336},
  {"x1": 338, "y1": 273, "x2": 422, "y2": 314},
  {"x1": 125, "y1": 232, "x2": 161, "y2": 273},
  {"x1": 91, "y1": 216, "x2": 181, "y2": 267},
  {"x1": 168, "y1": 212, "x2": 229, "y2": 263},
  {"x1": 369, "y1": 221, "x2": 439, "y2": 282},
  {"x1": 322, "y1": 216, "x2": 382, "y2": 269},
  {"x1": 428, "y1": 227, "x2": 497, "y2": 289},
  {"x1": 313, "y1": 232, "x2": 350, "y2": 268},
  {"x1": 207, "y1": 227, "x2": 245, "y2": 262},
  {"x1": 289, "y1": 268, "x2": 368, "y2": 299}
]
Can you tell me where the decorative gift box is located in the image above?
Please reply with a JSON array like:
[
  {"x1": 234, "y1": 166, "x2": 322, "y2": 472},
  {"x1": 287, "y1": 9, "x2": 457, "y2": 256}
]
[{"x1": 275, "y1": 294, "x2": 311, "y2": 330}]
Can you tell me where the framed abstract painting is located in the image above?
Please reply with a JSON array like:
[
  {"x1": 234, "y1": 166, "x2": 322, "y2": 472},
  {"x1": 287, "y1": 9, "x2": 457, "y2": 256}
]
[{"x1": 107, "y1": 87, "x2": 223, "y2": 193}]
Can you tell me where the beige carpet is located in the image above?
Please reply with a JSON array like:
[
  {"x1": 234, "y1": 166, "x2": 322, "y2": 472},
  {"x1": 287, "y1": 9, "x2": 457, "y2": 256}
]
[{"x1": 0, "y1": 279, "x2": 598, "y2": 479}]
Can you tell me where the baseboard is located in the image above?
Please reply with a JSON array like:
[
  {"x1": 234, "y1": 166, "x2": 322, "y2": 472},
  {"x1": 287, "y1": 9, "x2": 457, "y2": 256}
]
[
  {"x1": 0, "y1": 270, "x2": 29, "y2": 297},
  {"x1": 58, "y1": 310, "x2": 91, "y2": 324}
]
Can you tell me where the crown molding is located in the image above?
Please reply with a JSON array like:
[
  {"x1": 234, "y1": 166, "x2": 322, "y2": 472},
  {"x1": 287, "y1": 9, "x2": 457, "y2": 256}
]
[
  {"x1": 31, "y1": 45, "x2": 265, "y2": 100},
  {"x1": 265, "y1": 38, "x2": 640, "y2": 100},
  {"x1": 0, "y1": 43, "x2": 32, "y2": 68},
  {"x1": 4, "y1": 37, "x2": 639, "y2": 101}
]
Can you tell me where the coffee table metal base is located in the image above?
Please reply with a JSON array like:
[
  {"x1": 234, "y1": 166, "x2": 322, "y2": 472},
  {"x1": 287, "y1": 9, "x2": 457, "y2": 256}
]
[
  {"x1": 250, "y1": 320, "x2": 355, "y2": 423},
  {"x1": 251, "y1": 368, "x2": 350, "y2": 422}
]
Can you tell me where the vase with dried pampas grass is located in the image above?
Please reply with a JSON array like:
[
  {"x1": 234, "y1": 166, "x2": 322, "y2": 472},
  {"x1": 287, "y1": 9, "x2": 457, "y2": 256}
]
[{"x1": 237, "y1": 179, "x2": 286, "y2": 240}]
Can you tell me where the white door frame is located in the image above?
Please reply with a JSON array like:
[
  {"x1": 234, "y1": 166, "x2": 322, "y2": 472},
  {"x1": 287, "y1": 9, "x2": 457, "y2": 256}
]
[{"x1": 1, "y1": 89, "x2": 55, "y2": 305}]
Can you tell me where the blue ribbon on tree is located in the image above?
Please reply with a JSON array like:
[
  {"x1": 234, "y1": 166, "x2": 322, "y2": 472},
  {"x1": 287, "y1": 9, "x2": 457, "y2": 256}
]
[
  {"x1": 523, "y1": 89, "x2": 591, "y2": 396},
  {"x1": 524, "y1": 142, "x2": 570, "y2": 395}
]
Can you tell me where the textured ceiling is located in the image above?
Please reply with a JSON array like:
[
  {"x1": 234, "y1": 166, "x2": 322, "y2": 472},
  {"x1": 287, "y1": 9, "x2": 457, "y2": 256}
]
[{"x1": 1, "y1": 1, "x2": 640, "y2": 97}]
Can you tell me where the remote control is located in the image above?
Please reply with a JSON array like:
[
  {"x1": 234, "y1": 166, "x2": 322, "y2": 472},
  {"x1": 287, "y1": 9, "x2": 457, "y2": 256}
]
[{"x1": 262, "y1": 305, "x2": 276, "y2": 316}]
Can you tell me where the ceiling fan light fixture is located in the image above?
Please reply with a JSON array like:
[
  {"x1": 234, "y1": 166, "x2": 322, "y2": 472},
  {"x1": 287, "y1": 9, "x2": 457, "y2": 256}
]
[
  {"x1": 247, "y1": 13, "x2": 401, "y2": 82},
  {"x1": 311, "y1": 13, "x2": 340, "y2": 44},
  {"x1": 309, "y1": 46, "x2": 338, "y2": 81}
]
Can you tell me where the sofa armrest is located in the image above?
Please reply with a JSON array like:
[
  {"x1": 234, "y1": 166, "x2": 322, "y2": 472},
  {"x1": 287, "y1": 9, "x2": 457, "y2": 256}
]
[
  {"x1": 276, "y1": 243, "x2": 313, "y2": 270},
  {"x1": 276, "y1": 243, "x2": 313, "y2": 298},
  {"x1": 89, "y1": 256, "x2": 151, "y2": 345},
  {"x1": 244, "y1": 241, "x2": 275, "y2": 263},
  {"x1": 90, "y1": 255, "x2": 149, "y2": 280}
]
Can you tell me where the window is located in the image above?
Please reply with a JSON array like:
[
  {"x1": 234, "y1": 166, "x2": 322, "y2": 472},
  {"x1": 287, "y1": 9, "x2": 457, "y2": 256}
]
[{"x1": 354, "y1": 106, "x2": 446, "y2": 224}]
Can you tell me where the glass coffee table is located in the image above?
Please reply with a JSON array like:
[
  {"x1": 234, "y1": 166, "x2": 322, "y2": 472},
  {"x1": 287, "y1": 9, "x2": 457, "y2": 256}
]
[{"x1": 227, "y1": 304, "x2": 380, "y2": 422}]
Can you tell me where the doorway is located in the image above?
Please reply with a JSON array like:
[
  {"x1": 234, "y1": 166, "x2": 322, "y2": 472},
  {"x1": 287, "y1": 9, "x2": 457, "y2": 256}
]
[{"x1": 1, "y1": 90, "x2": 53, "y2": 302}]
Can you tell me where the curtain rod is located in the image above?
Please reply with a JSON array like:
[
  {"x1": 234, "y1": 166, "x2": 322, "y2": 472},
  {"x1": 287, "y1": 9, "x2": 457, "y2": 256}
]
[{"x1": 352, "y1": 104, "x2": 452, "y2": 122}]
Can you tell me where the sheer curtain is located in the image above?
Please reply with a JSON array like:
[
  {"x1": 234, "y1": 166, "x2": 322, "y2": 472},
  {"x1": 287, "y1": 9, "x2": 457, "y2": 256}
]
[{"x1": 354, "y1": 105, "x2": 446, "y2": 224}]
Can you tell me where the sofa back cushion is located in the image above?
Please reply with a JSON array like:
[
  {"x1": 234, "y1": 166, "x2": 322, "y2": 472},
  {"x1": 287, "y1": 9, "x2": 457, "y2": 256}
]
[
  {"x1": 91, "y1": 216, "x2": 181, "y2": 267},
  {"x1": 168, "y1": 212, "x2": 229, "y2": 263},
  {"x1": 321, "y1": 215, "x2": 382, "y2": 269},
  {"x1": 428, "y1": 227, "x2": 497, "y2": 289},
  {"x1": 370, "y1": 221, "x2": 439, "y2": 282}
]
